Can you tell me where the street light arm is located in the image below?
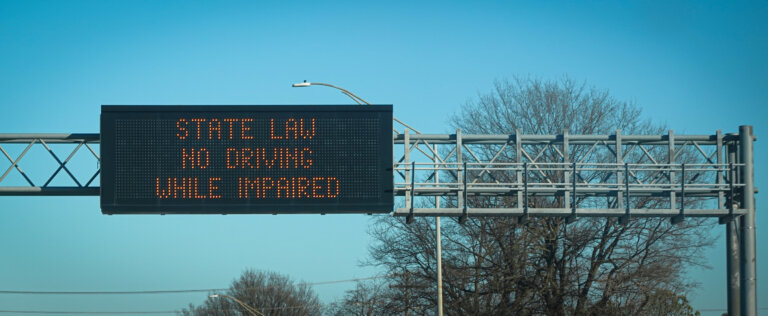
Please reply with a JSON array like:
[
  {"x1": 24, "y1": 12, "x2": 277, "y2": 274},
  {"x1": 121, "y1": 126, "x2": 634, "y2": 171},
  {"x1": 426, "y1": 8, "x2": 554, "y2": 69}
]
[
  {"x1": 238, "y1": 301, "x2": 264, "y2": 316},
  {"x1": 340, "y1": 90, "x2": 364, "y2": 105},
  {"x1": 291, "y1": 81, "x2": 371, "y2": 105},
  {"x1": 311, "y1": 82, "x2": 371, "y2": 105}
]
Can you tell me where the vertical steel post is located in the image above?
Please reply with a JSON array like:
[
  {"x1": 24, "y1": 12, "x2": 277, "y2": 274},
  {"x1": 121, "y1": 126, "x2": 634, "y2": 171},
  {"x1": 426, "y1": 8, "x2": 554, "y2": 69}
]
[
  {"x1": 460, "y1": 161, "x2": 468, "y2": 223},
  {"x1": 456, "y1": 129, "x2": 463, "y2": 222},
  {"x1": 669, "y1": 130, "x2": 676, "y2": 210},
  {"x1": 727, "y1": 141, "x2": 741, "y2": 316},
  {"x1": 672, "y1": 163, "x2": 685, "y2": 224},
  {"x1": 404, "y1": 129, "x2": 411, "y2": 211},
  {"x1": 739, "y1": 125, "x2": 756, "y2": 316},
  {"x1": 571, "y1": 162, "x2": 577, "y2": 219},
  {"x1": 717, "y1": 130, "x2": 724, "y2": 210},
  {"x1": 563, "y1": 130, "x2": 570, "y2": 209},
  {"x1": 515, "y1": 130, "x2": 523, "y2": 223},
  {"x1": 408, "y1": 161, "x2": 415, "y2": 223},
  {"x1": 727, "y1": 219, "x2": 741, "y2": 316},
  {"x1": 616, "y1": 130, "x2": 628, "y2": 224},
  {"x1": 521, "y1": 162, "x2": 529, "y2": 224},
  {"x1": 624, "y1": 162, "x2": 630, "y2": 221},
  {"x1": 616, "y1": 130, "x2": 623, "y2": 210},
  {"x1": 564, "y1": 130, "x2": 575, "y2": 223},
  {"x1": 436, "y1": 216, "x2": 443, "y2": 316},
  {"x1": 434, "y1": 144, "x2": 443, "y2": 316},
  {"x1": 669, "y1": 128, "x2": 684, "y2": 225}
]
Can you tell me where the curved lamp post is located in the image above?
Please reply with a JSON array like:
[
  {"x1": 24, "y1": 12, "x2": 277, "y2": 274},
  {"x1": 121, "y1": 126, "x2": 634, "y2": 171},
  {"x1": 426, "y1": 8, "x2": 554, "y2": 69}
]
[
  {"x1": 292, "y1": 81, "x2": 444, "y2": 316},
  {"x1": 291, "y1": 81, "x2": 371, "y2": 105},
  {"x1": 209, "y1": 294, "x2": 264, "y2": 316}
]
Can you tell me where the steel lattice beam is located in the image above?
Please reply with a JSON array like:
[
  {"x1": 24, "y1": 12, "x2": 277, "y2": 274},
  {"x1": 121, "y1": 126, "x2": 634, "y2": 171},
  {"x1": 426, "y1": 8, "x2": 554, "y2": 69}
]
[
  {"x1": 0, "y1": 133, "x2": 100, "y2": 196},
  {"x1": 392, "y1": 126, "x2": 752, "y2": 221}
]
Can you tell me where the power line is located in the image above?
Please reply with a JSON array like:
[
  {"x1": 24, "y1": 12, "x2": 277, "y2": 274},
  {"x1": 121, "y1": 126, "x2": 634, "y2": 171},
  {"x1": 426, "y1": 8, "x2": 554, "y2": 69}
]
[
  {"x1": 0, "y1": 275, "x2": 391, "y2": 295},
  {"x1": 0, "y1": 311, "x2": 176, "y2": 315},
  {"x1": 0, "y1": 289, "x2": 218, "y2": 295},
  {"x1": 0, "y1": 304, "x2": 314, "y2": 315},
  {"x1": 299, "y1": 275, "x2": 387, "y2": 286},
  {"x1": 0, "y1": 289, "x2": 220, "y2": 295},
  {"x1": 0, "y1": 275, "x2": 392, "y2": 315},
  {"x1": 698, "y1": 307, "x2": 768, "y2": 312}
]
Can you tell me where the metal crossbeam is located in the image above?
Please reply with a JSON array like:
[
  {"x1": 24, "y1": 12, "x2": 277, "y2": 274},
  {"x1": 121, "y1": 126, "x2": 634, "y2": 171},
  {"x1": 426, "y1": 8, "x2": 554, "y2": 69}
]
[
  {"x1": 392, "y1": 162, "x2": 747, "y2": 217},
  {"x1": 0, "y1": 128, "x2": 753, "y2": 219},
  {"x1": 0, "y1": 133, "x2": 100, "y2": 196},
  {"x1": 395, "y1": 207, "x2": 747, "y2": 217}
]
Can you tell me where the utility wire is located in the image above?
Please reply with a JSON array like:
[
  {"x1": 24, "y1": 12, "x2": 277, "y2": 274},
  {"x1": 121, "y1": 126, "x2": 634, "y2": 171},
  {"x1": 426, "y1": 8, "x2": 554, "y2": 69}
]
[
  {"x1": 0, "y1": 311, "x2": 176, "y2": 315},
  {"x1": 0, "y1": 304, "x2": 314, "y2": 315},
  {"x1": 698, "y1": 307, "x2": 768, "y2": 312},
  {"x1": 0, "y1": 289, "x2": 220, "y2": 295},
  {"x1": 0, "y1": 275, "x2": 391, "y2": 295}
]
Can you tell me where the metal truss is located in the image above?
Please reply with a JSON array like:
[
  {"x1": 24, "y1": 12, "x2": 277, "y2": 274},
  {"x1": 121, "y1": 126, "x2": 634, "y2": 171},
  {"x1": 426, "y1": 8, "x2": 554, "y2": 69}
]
[
  {"x1": 0, "y1": 126, "x2": 752, "y2": 221},
  {"x1": 392, "y1": 121, "x2": 751, "y2": 223},
  {"x1": 0, "y1": 133, "x2": 100, "y2": 195}
]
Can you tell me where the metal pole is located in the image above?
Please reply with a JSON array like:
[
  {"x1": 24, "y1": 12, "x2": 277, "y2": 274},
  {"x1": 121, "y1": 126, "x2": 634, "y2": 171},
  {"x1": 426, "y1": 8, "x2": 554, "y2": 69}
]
[
  {"x1": 433, "y1": 143, "x2": 444, "y2": 316},
  {"x1": 738, "y1": 125, "x2": 756, "y2": 316},
  {"x1": 456, "y1": 129, "x2": 464, "y2": 223},
  {"x1": 728, "y1": 220, "x2": 742, "y2": 315},
  {"x1": 616, "y1": 130, "x2": 623, "y2": 211},
  {"x1": 408, "y1": 161, "x2": 415, "y2": 223},
  {"x1": 717, "y1": 130, "x2": 724, "y2": 212},
  {"x1": 522, "y1": 162, "x2": 528, "y2": 224},
  {"x1": 404, "y1": 129, "x2": 411, "y2": 214},
  {"x1": 668, "y1": 130, "x2": 676, "y2": 210},
  {"x1": 461, "y1": 161, "x2": 467, "y2": 223},
  {"x1": 436, "y1": 216, "x2": 444, "y2": 316},
  {"x1": 726, "y1": 142, "x2": 741, "y2": 316},
  {"x1": 515, "y1": 130, "x2": 523, "y2": 223},
  {"x1": 563, "y1": 129, "x2": 570, "y2": 212}
]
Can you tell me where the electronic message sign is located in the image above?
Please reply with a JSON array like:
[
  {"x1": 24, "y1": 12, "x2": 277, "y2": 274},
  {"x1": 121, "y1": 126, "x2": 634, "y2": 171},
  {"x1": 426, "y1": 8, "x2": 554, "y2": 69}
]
[{"x1": 100, "y1": 105, "x2": 393, "y2": 214}]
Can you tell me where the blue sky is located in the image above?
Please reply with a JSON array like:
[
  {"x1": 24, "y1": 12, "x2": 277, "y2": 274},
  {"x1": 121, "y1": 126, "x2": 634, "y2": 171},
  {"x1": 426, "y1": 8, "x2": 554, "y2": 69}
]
[{"x1": 0, "y1": 0, "x2": 766, "y2": 314}]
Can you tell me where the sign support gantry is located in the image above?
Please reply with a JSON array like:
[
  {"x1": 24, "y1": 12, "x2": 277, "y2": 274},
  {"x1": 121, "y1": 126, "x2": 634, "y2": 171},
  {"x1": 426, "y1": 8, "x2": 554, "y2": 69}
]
[{"x1": 0, "y1": 123, "x2": 759, "y2": 316}]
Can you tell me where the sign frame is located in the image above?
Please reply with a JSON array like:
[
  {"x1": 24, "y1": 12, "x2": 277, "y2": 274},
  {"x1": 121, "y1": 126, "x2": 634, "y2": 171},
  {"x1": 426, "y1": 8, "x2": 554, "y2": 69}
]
[{"x1": 100, "y1": 105, "x2": 393, "y2": 214}]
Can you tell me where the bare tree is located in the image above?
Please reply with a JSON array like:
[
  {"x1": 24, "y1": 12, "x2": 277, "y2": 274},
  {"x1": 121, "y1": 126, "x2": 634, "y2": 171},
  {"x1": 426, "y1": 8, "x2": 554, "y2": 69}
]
[
  {"x1": 361, "y1": 76, "x2": 713, "y2": 315},
  {"x1": 179, "y1": 269, "x2": 322, "y2": 316},
  {"x1": 325, "y1": 272, "x2": 439, "y2": 316},
  {"x1": 325, "y1": 279, "x2": 393, "y2": 316}
]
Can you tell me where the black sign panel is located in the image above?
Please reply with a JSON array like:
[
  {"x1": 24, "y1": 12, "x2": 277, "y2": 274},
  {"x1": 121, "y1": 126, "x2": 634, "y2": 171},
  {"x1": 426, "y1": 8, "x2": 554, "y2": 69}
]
[{"x1": 100, "y1": 105, "x2": 393, "y2": 214}]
